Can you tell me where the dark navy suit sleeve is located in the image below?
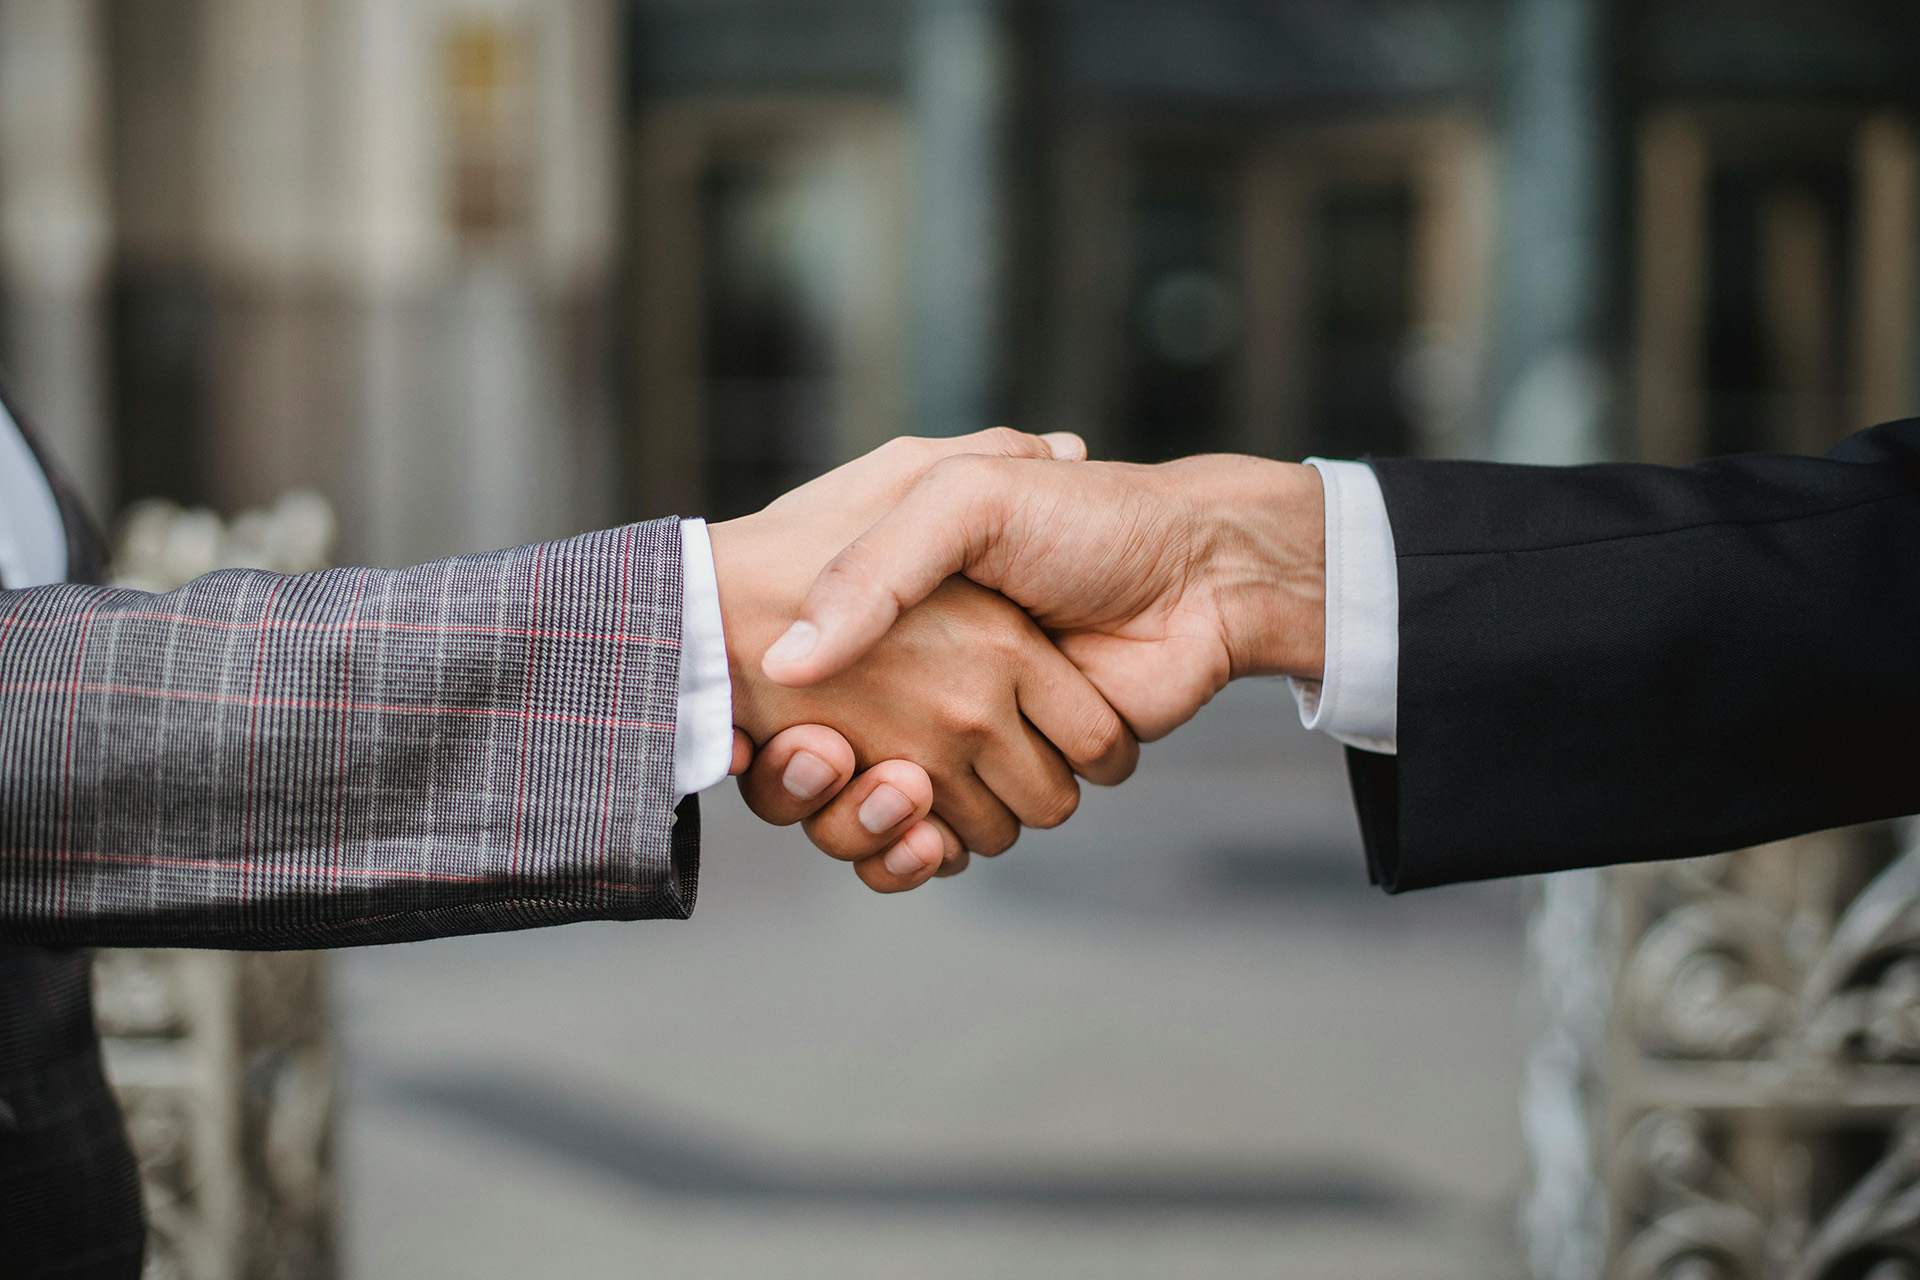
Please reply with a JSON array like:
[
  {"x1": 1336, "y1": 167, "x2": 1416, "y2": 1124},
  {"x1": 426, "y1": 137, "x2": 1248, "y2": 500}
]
[{"x1": 1350, "y1": 419, "x2": 1920, "y2": 891}]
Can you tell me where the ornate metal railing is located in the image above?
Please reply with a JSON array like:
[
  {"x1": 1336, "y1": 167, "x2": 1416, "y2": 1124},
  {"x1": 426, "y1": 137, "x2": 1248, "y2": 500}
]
[
  {"x1": 1526, "y1": 825, "x2": 1920, "y2": 1280},
  {"x1": 97, "y1": 493, "x2": 339, "y2": 1280}
]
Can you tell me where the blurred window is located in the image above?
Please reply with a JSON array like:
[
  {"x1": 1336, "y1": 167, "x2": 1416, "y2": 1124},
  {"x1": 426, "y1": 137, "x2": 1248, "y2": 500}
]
[
  {"x1": 1308, "y1": 181, "x2": 1416, "y2": 460},
  {"x1": 1087, "y1": 118, "x2": 1485, "y2": 467},
  {"x1": 446, "y1": 20, "x2": 534, "y2": 249},
  {"x1": 628, "y1": 104, "x2": 905, "y2": 522},
  {"x1": 701, "y1": 156, "x2": 837, "y2": 519},
  {"x1": 105, "y1": 0, "x2": 207, "y2": 506},
  {"x1": 1636, "y1": 110, "x2": 1910, "y2": 465},
  {"x1": 1704, "y1": 163, "x2": 1853, "y2": 457},
  {"x1": 109, "y1": 271, "x2": 209, "y2": 506},
  {"x1": 1124, "y1": 154, "x2": 1238, "y2": 462}
]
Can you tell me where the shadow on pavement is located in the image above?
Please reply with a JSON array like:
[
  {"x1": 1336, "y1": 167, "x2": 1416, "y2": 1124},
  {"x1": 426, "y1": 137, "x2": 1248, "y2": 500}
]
[{"x1": 379, "y1": 1068, "x2": 1417, "y2": 1219}]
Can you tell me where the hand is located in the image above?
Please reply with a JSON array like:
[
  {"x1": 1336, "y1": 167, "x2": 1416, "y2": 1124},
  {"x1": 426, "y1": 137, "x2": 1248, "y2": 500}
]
[
  {"x1": 729, "y1": 725, "x2": 967, "y2": 893},
  {"x1": 759, "y1": 453, "x2": 1327, "y2": 741},
  {"x1": 711, "y1": 431, "x2": 1140, "y2": 884}
]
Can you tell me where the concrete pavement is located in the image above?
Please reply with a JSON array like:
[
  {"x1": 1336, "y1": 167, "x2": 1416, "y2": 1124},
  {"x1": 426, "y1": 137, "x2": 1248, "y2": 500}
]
[{"x1": 337, "y1": 680, "x2": 1531, "y2": 1278}]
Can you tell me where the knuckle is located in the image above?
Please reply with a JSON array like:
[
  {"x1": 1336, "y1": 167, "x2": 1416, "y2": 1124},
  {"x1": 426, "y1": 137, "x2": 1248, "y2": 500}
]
[
  {"x1": 858, "y1": 863, "x2": 910, "y2": 894},
  {"x1": 816, "y1": 540, "x2": 884, "y2": 596},
  {"x1": 1074, "y1": 711, "x2": 1131, "y2": 768},
  {"x1": 939, "y1": 692, "x2": 1000, "y2": 742},
  {"x1": 1028, "y1": 779, "x2": 1080, "y2": 830},
  {"x1": 970, "y1": 621, "x2": 1021, "y2": 666},
  {"x1": 746, "y1": 793, "x2": 802, "y2": 828},
  {"x1": 802, "y1": 814, "x2": 868, "y2": 862},
  {"x1": 1100, "y1": 741, "x2": 1141, "y2": 785},
  {"x1": 927, "y1": 451, "x2": 997, "y2": 492},
  {"x1": 911, "y1": 459, "x2": 996, "y2": 526},
  {"x1": 975, "y1": 426, "x2": 1032, "y2": 456},
  {"x1": 973, "y1": 821, "x2": 1020, "y2": 857}
]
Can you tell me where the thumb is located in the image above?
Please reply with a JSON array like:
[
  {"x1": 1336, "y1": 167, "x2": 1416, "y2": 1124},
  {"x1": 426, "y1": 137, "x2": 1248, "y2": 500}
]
[
  {"x1": 926, "y1": 426, "x2": 1084, "y2": 465},
  {"x1": 761, "y1": 456, "x2": 1010, "y2": 686},
  {"x1": 1039, "y1": 431, "x2": 1086, "y2": 461}
]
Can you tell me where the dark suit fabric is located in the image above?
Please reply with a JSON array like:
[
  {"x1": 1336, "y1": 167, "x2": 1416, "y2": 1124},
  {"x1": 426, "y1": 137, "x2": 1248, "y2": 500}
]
[
  {"x1": 0, "y1": 945, "x2": 144, "y2": 1279},
  {"x1": 1351, "y1": 417, "x2": 1920, "y2": 893},
  {"x1": 1, "y1": 406, "x2": 143, "y2": 1277}
]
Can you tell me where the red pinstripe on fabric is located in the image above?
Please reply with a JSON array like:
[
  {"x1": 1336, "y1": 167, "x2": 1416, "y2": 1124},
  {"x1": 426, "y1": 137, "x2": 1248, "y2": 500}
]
[
  {"x1": 0, "y1": 589, "x2": 28, "y2": 664},
  {"x1": 509, "y1": 544, "x2": 547, "y2": 879},
  {"x1": 0, "y1": 589, "x2": 28, "y2": 893},
  {"x1": 239, "y1": 576, "x2": 287, "y2": 906},
  {"x1": 0, "y1": 682, "x2": 671, "y2": 730},
  {"x1": 595, "y1": 525, "x2": 636, "y2": 869},
  {"x1": 0, "y1": 609, "x2": 679, "y2": 647},
  {"x1": 328, "y1": 569, "x2": 371, "y2": 894},
  {"x1": 17, "y1": 846, "x2": 647, "y2": 890},
  {"x1": 53, "y1": 598, "x2": 101, "y2": 920}
]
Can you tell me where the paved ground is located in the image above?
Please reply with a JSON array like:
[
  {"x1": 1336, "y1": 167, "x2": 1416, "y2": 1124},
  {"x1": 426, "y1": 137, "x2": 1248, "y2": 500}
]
[{"x1": 337, "y1": 680, "x2": 1532, "y2": 1279}]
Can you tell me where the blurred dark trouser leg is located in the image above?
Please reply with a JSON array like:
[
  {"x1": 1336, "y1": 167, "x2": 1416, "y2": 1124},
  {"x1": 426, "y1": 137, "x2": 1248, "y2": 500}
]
[{"x1": 0, "y1": 946, "x2": 146, "y2": 1279}]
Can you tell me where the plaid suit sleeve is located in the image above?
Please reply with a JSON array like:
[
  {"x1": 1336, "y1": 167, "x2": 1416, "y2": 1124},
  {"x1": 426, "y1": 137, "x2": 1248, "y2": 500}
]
[{"x1": 0, "y1": 519, "x2": 698, "y2": 949}]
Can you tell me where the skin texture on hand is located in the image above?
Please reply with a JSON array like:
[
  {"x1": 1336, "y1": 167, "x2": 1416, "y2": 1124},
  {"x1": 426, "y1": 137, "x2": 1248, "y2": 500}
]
[
  {"x1": 728, "y1": 723, "x2": 959, "y2": 893},
  {"x1": 710, "y1": 430, "x2": 1139, "y2": 891},
  {"x1": 761, "y1": 452, "x2": 1327, "y2": 744}
]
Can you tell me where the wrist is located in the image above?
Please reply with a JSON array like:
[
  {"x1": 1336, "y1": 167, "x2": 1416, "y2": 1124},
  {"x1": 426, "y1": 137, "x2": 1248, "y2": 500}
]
[
  {"x1": 706, "y1": 513, "x2": 790, "y2": 743},
  {"x1": 1187, "y1": 457, "x2": 1326, "y2": 682}
]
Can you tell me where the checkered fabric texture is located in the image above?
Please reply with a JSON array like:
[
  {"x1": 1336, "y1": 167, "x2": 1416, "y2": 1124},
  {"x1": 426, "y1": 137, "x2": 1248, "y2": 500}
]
[{"x1": 0, "y1": 518, "x2": 696, "y2": 950}]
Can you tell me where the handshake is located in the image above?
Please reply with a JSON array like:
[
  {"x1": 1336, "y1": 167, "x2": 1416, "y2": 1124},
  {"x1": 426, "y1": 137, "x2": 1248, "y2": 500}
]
[{"x1": 708, "y1": 428, "x2": 1331, "y2": 893}]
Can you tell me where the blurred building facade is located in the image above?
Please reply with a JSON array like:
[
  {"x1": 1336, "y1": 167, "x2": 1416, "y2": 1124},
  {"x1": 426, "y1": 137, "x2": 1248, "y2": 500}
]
[
  {"x1": 6, "y1": 2, "x2": 1920, "y2": 1278},
  {"x1": 5, "y1": 0, "x2": 1917, "y2": 539},
  {"x1": 0, "y1": 0, "x2": 621, "y2": 567}
]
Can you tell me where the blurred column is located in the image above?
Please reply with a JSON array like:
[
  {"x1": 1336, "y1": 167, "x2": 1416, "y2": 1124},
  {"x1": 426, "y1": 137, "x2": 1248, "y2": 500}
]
[
  {"x1": 316, "y1": 0, "x2": 436, "y2": 566},
  {"x1": 1631, "y1": 110, "x2": 1708, "y2": 465},
  {"x1": 317, "y1": 0, "x2": 618, "y2": 565},
  {"x1": 1486, "y1": 0, "x2": 1617, "y2": 466},
  {"x1": 198, "y1": 0, "x2": 322, "y2": 512},
  {"x1": 1498, "y1": 5, "x2": 1620, "y2": 1280},
  {"x1": 1853, "y1": 114, "x2": 1919, "y2": 432},
  {"x1": 0, "y1": 0, "x2": 112, "y2": 511},
  {"x1": 908, "y1": 0, "x2": 1005, "y2": 437}
]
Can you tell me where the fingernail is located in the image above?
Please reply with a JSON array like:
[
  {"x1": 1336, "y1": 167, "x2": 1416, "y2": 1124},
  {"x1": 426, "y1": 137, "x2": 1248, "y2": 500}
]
[
  {"x1": 884, "y1": 840, "x2": 930, "y2": 877},
  {"x1": 1040, "y1": 431, "x2": 1086, "y2": 460},
  {"x1": 764, "y1": 620, "x2": 819, "y2": 667},
  {"x1": 782, "y1": 750, "x2": 837, "y2": 801},
  {"x1": 858, "y1": 784, "x2": 916, "y2": 834}
]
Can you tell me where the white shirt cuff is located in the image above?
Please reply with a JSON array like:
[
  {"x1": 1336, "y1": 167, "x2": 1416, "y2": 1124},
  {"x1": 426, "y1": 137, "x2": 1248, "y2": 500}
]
[
  {"x1": 1289, "y1": 458, "x2": 1398, "y2": 755},
  {"x1": 674, "y1": 518, "x2": 735, "y2": 798},
  {"x1": 0, "y1": 399, "x2": 68, "y2": 589}
]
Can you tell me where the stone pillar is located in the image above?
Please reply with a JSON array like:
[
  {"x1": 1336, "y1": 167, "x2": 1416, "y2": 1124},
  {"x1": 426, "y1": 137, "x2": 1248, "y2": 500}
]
[
  {"x1": 315, "y1": 0, "x2": 619, "y2": 566},
  {"x1": 1853, "y1": 114, "x2": 1919, "y2": 433},
  {"x1": 0, "y1": 0, "x2": 112, "y2": 512},
  {"x1": 1486, "y1": 0, "x2": 1616, "y2": 466},
  {"x1": 1494, "y1": 4, "x2": 1622, "y2": 1277},
  {"x1": 100, "y1": 493, "x2": 344, "y2": 1280},
  {"x1": 907, "y1": 0, "x2": 1005, "y2": 437},
  {"x1": 198, "y1": 0, "x2": 327, "y2": 514}
]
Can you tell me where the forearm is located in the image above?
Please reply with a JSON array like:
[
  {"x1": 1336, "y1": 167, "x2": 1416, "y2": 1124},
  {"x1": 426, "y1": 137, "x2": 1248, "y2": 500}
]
[
  {"x1": 1361, "y1": 418, "x2": 1920, "y2": 890},
  {"x1": 0, "y1": 520, "x2": 696, "y2": 948}
]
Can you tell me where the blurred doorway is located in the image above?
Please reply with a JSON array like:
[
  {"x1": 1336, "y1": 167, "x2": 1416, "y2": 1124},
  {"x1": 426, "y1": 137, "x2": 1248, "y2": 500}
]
[
  {"x1": 1123, "y1": 145, "x2": 1241, "y2": 462},
  {"x1": 628, "y1": 101, "x2": 908, "y2": 521},
  {"x1": 1634, "y1": 107, "x2": 1920, "y2": 465},
  {"x1": 1042, "y1": 112, "x2": 1493, "y2": 466}
]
